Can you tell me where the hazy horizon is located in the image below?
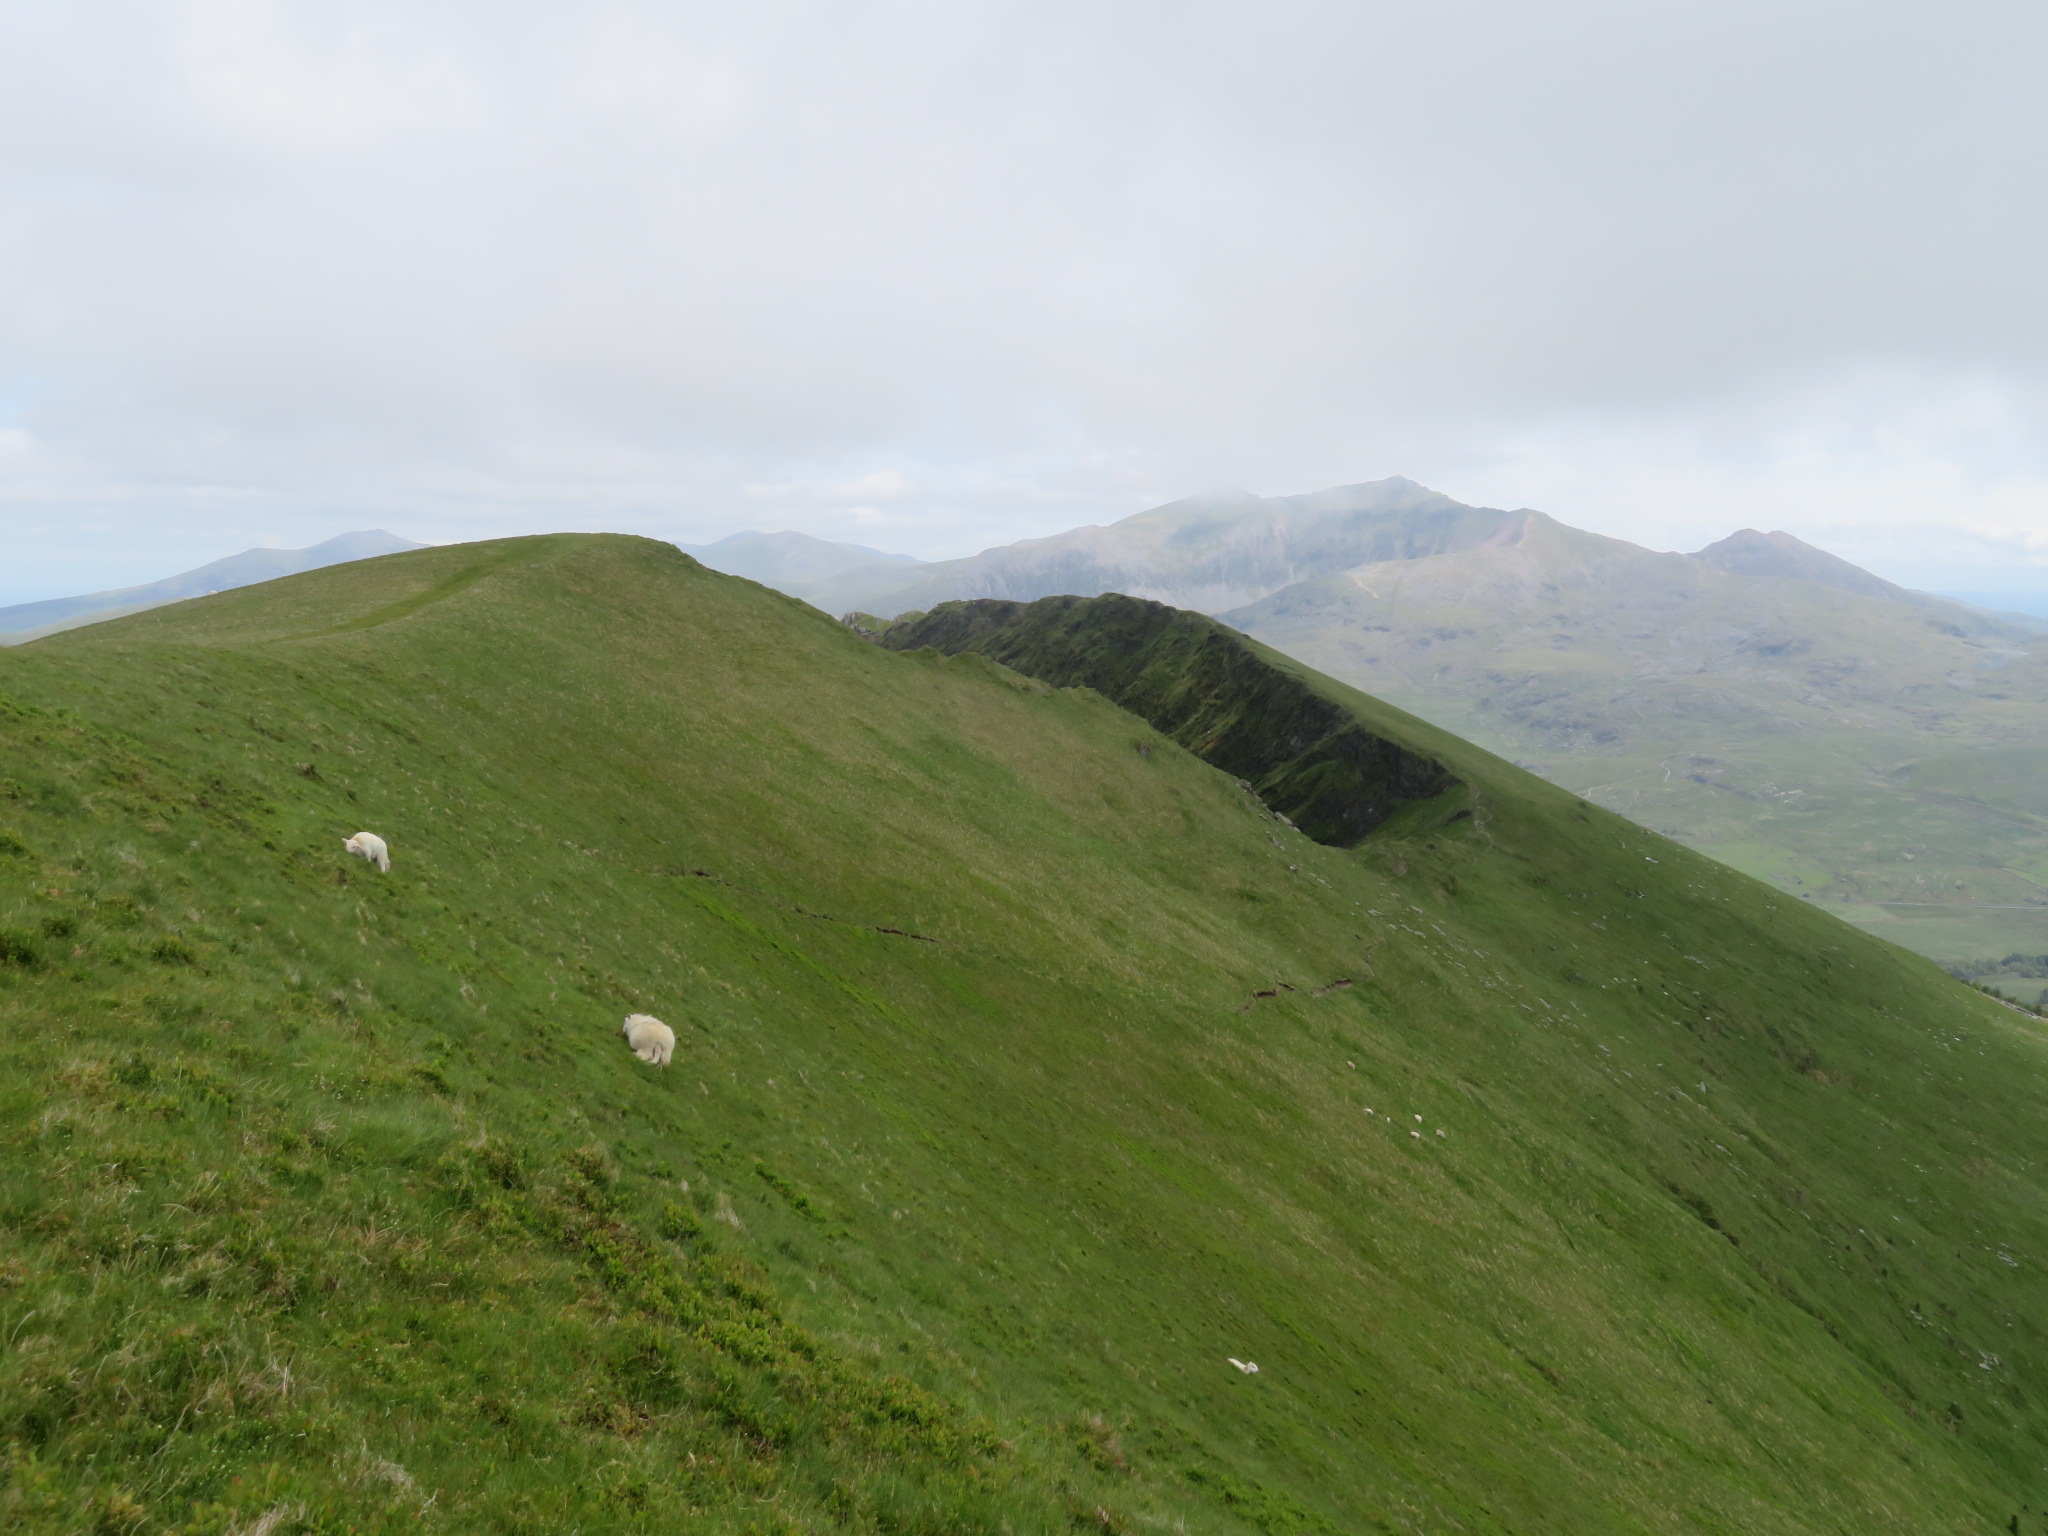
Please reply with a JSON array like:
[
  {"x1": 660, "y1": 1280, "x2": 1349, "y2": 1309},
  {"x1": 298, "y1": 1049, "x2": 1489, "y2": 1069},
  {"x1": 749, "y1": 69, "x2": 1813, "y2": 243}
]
[
  {"x1": 6, "y1": 4, "x2": 2048, "y2": 603},
  {"x1": 12, "y1": 476, "x2": 2048, "y2": 616}
]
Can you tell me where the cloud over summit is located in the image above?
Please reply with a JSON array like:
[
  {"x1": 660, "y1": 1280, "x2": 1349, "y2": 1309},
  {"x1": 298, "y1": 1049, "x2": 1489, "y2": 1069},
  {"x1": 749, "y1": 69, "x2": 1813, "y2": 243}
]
[{"x1": 4, "y1": 1, "x2": 2048, "y2": 598}]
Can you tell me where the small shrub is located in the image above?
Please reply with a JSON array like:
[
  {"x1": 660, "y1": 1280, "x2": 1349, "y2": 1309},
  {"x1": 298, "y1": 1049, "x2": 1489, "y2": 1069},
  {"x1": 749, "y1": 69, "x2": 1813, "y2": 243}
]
[
  {"x1": 567, "y1": 1145, "x2": 618, "y2": 1212},
  {"x1": 97, "y1": 894, "x2": 142, "y2": 927},
  {"x1": 149, "y1": 937, "x2": 197, "y2": 965},
  {"x1": 478, "y1": 1141, "x2": 529, "y2": 1191},
  {"x1": 113, "y1": 1058, "x2": 157, "y2": 1092},
  {"x1": 755, "y1": 1162, "x2": 822, "y2": 1221},
  {"x1": 92, "y1": 1491, "x2": 149, "y2": 1533},
  {"x1": 1075, "y1": 1414, "x2": 1131, "y2": 1474},
  {"x1": 0, "y1": 930, "x2": 40, "y2": 968}
]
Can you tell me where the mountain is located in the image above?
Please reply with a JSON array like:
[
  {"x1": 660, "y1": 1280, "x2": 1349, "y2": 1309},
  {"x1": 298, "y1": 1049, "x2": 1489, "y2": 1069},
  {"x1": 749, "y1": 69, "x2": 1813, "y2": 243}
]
[
  {"x1": 814, "y1": 482, "x2": 2048, "y2": 976},
  {"x1": 0, "y1": 530, "x2": 427, "y2": 643},
  {"x1": 816, "y1": 476, "x2": 1520, "y2": 617},
  {"x1": 676, "y1": 530, "x2": 919, "y2": 607},
  {"x1": 1690, "y1": 529, "x2": 2036, "y2": 625},
  {"x1": 1690, "y1": 527, "x2": 1910, "y2": 599},
  {"x1": 1213, "y1": 508, "x2": 2048, "y2": 974},
  {"x1": 2, "y1": 535, "x2": 2046, "y2": 1532}
]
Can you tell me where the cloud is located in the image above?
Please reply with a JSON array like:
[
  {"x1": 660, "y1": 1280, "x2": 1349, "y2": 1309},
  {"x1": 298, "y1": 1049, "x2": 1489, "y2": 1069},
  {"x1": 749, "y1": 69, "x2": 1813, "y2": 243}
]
[{"x1": 2, "y1": 0, "x2": 2047, "y2": 598}]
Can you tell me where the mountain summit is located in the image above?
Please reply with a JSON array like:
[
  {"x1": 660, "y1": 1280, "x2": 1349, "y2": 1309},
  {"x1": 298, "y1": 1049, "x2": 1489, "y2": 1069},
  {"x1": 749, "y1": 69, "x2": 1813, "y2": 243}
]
[
  {"x1": 814, "y1": 476, "x2": 1524, "y2": 616},
  {"x1": 1690, "y1": 527, "x2": 1910, "y2": 600}
]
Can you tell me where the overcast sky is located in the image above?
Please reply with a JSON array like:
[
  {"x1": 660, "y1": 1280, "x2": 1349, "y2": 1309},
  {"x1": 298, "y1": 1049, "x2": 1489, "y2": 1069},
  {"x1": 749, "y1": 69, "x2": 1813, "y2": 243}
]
[{"x1": 6, "y1": 1, "x2": 2048, "y2": 603}]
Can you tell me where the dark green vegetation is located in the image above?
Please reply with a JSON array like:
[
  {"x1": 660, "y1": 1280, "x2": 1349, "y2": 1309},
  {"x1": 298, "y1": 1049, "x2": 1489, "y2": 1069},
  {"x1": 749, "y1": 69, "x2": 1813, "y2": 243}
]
[
  {"x1": 1943, "y1": 954, "x2": 2048, "y2": 1012},
  {"x1": 1, "y1": 534, "x2": 2046, "y2": 1534},
  {"x1": 876, "y1": 595, "x2": 1455, "y2": 846}
]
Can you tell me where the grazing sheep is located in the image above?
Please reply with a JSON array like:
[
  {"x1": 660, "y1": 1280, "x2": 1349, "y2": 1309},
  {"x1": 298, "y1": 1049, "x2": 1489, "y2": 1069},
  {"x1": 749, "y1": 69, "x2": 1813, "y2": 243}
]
[
  {"x1": 622, "y1": 1013, "x2": 675, "y2": 1067},
  {"x1": 1228, "y1": 1358, "x2": 1260, "y2": 1374},
  {"x1": 343, "y1": 832, "x2": 390, "y2": 872}
]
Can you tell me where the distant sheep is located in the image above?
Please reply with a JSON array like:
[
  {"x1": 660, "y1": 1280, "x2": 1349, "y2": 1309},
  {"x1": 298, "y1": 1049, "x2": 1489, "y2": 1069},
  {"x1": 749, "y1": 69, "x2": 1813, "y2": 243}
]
[
  {"x1": 622, "y1": 1013, "x2": 675, "y2": 1067},
  {"x1": 343, "y1": 832, "x2": 390, "y2": 872},
  {"x1": 1228, "y1": 1358, "x2": 1260, "y2": 1374}
]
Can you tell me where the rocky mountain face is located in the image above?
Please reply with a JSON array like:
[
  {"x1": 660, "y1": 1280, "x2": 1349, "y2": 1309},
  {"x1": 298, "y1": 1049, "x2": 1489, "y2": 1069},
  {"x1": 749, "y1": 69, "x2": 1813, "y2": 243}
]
[{"x1": 875, "y1": 592, "x2": 1459, "y2": 845}]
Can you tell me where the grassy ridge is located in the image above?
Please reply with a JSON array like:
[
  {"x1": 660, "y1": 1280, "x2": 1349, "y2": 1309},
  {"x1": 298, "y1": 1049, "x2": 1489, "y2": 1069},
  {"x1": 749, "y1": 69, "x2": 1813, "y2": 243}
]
[{"x1": 0, "y1": 534, "x2": 2044, "y2": 1533}]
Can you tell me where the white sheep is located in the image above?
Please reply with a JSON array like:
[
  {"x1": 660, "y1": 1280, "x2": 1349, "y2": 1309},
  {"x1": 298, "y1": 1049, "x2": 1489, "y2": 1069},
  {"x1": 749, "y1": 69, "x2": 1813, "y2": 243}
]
[
  {"x1": 621, "y1": 1013, "x2": 675, "y2": 1067},
  {"x1": 1228, "y1": 1358, "x2": 1260, "y2": 1374},
  {"x1": 343, "y1": 831, "x2": 390, "y2": 872}
]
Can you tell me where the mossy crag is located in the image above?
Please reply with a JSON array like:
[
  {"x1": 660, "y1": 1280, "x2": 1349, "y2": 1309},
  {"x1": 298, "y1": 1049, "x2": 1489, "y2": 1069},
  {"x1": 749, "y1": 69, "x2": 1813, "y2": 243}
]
[{"x1": 874, "y1": 594, "x2": 1457, "y2": 846}]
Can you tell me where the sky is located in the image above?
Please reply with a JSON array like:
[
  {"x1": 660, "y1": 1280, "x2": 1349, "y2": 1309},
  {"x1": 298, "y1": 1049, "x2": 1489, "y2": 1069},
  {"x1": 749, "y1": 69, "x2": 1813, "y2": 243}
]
[{"x1": 6, "y1": 1, "x2": 2048, "y2": 604}]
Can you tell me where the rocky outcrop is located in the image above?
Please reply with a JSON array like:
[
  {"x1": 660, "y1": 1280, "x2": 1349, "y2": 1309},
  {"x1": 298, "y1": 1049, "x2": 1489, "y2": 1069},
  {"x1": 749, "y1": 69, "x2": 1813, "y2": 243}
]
[{"x1": 869, "y1": 593, "x2": 1457, "y2": 846}]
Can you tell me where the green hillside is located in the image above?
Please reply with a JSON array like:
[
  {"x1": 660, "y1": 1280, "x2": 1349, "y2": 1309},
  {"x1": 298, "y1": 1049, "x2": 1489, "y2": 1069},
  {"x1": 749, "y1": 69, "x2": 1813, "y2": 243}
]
[{"x1": 2, "y1": 535, "x2": 2045, "y2": 1534}]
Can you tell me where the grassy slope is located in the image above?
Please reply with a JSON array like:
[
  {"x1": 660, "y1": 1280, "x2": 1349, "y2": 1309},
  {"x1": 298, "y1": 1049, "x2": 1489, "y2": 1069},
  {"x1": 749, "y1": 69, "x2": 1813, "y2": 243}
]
[
  {"x1": 1223, "y1": 516, "x2": 2048, "y2": 969},
  {"x1": 0, "y1": 535, "x2": 2044, "y2": 1535}
]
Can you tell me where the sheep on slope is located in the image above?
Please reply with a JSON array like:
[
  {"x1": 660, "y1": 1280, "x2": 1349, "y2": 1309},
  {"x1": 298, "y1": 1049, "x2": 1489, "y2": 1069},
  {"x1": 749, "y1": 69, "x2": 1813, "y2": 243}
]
[
  {"x1": 343, "y1": 832, "x2": 391, "y2": 872},
  {"x1": 622, "y1": 1014, "x2": 675, "y2": 1067}
]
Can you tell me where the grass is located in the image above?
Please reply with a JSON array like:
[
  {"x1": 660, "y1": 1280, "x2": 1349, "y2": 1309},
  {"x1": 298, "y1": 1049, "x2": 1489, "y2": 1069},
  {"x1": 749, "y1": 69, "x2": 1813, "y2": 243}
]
[{"x1": 0, "y1": 533, "x2": 2045, "y2": 1533}]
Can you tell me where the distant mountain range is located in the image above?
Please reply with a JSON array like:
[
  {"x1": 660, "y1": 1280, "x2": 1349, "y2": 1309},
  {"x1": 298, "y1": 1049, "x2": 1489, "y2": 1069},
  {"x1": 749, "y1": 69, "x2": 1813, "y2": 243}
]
[
  {"x1": 721, "y1": 478, "x2": 2048, "y2": 972},
  {"x1": 805, "y1": 476, "x2": 2036, "y2": 628},
  {"x1": 0, "y1": 530, "x2": 426, "y2": 642}
]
